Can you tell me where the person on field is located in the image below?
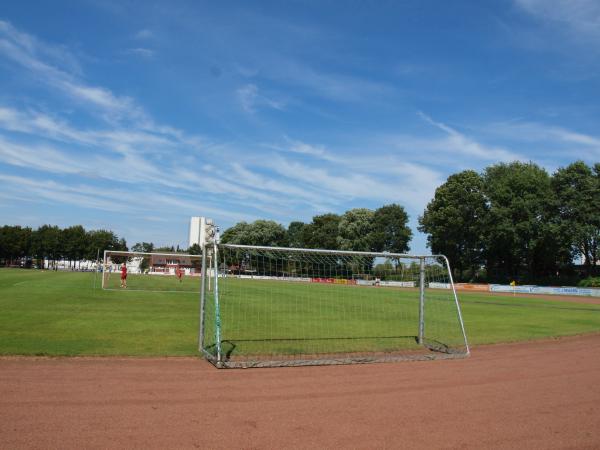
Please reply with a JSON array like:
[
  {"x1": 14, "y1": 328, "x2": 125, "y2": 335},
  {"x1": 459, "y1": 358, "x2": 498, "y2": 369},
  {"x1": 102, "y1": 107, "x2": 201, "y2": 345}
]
[
  {"x1": 120, "y1": 262, "x2": 127, "y2": 288},
  {"x1": 176, "y1": 264, "x2": 183, "y2": 283}
]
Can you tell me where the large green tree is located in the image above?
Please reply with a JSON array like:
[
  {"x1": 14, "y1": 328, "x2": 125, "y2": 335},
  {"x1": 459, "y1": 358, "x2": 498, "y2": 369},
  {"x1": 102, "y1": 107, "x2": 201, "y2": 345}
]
[
  {"x1": 418, "y1": 170, "x2": 488, "y2": 281},
  {"x1": 301, "y1": 214, "x2": 341, "y2": 250},
  {"x1": 483, "y1": 162, "x2": 559, "y2": 282},
  {"x1": 31, "y1": 225, "x2": 63, "y2": 269},
  {"x1": 286, "y1": 221, "x2": 306, "y2": 248},
  {"x1": 337, "y1": 208, "x2": 375, "y2": 252},
  {"x1": 85, "y1": 230, "x2": 127, "y2": 262},
  {"x1": 221, "y1": 220, "x2": 287, "y2": 246},
  {"x1": 62, "y1": 225, "x2": 87, "y2": 269},
  {"x1": 371, "y1": 204, "x2": 412, "y2": 254},
  {"x1": 552, "y1": 161, "x2": 600, "y2": 275},
  {"x1": 0, "y1": 225, "x2": 32, "y2": 266},
  {"x1": 132, "y1": 242, "x2": 155, "y2": 253}
]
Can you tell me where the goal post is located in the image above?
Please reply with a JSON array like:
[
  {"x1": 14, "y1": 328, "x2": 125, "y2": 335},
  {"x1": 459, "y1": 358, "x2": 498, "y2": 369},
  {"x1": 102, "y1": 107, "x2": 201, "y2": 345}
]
[
  {"x1": 102, "y1": 250, "x2": 202, "y2": 292},
  {"x1": 200, "y1": 243, "x2": 469, "y2": 368}
]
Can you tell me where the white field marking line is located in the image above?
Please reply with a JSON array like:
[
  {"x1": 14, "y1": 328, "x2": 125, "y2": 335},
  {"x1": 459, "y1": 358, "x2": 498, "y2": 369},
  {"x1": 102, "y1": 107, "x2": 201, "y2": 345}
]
[
  {"x1": 12, "y1": 281, "x2": 29, "y2": 286},
  {"x1": 102, "y1": 288, "x2": 198, "y2": 294}
]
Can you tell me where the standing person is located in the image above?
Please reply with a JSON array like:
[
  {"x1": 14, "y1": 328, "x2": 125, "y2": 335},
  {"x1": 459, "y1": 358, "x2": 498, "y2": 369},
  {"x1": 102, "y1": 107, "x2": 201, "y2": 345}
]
[
  {"x1": 176, "y1": 264, "x2": 183, "y2": 283},
  {"x1": 120, "y1": 262, "x2": 127, "y2": 288}
]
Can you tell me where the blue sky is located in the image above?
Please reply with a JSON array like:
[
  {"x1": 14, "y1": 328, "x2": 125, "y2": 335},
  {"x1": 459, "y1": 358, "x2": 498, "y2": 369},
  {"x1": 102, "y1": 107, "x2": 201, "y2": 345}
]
[{"x1": 0, "y1": 0, "x2": 599, "y2": 253}]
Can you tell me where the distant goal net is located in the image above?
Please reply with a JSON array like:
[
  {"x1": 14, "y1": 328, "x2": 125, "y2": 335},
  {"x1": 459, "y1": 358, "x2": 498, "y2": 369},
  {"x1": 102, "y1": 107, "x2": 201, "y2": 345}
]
[
  {"x1": 200, "y1": 244, "x2": 469, "y2": 368},
  {"x1": 102, "y1": 250, "x2": 202, "y2": 292}
]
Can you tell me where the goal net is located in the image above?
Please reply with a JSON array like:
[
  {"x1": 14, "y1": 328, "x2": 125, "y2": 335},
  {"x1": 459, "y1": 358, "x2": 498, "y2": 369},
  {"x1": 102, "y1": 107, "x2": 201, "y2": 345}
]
[
  {"x1": 102, "y1": 250, "x2": 202, "y2": 292},
  {"x1": 200, "y1": 244, "x2": 469, "y2": 368}
]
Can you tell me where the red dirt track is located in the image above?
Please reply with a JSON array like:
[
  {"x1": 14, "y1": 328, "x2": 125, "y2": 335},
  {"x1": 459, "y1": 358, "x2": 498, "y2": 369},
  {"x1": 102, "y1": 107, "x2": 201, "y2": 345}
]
[{"x1": 2, "y1": 335, "x2": 600, "y2": 449}]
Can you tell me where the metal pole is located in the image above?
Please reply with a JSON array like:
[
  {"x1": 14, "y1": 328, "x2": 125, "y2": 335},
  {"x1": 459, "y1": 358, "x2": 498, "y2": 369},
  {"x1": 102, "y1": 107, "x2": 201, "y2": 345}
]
[
  {"x1": 418, "y1": 257, "x2": 425, "y2": 345},
  {"x1": 208, "y1": 254, "x2": 212, "y2": 292},
  {"x1": 101, "y1": 250, "x2": 107, "y2": 289},
  {"x1": 93, "y1": 248, "x2": 100, "y2": 292},
  {"x1": 198, "y1": 249, "x2": 207, "y2": 352},
  {"x1": 443, "y1": 255, "x2": 470, "y2": 355},
  {"x1": 213, "y1": 242, "x2": 222, "y2": 365}
]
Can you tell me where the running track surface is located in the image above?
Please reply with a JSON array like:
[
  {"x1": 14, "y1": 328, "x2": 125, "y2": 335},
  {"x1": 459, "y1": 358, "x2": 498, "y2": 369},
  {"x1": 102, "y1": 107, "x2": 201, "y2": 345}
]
[{"x1": 1, "y1": 334, "x2": 599, "y2": 449}]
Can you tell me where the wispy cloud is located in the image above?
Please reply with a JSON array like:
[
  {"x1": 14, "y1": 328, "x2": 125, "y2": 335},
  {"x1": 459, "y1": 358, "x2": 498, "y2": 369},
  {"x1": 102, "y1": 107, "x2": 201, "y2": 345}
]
[
  {"x1": 514, "y1": 0, "x2": 600, "y2": 41},
  {"x1": 481, "y1": 120, "x2": 600, "y2": 159},
  {"x1": 125, "y1": 47, "x2": 155, "y2": 59},
  {"x1": 236, "y1": 84, "x2": 284, "y2": 113},
  {"x1": 134, "y1": 29, "x2": 153, "y2": 40},
  {"x1": 262, "y1": 137, "x2": 329, "y2": 158},
  {"x1": 511, "y1": 0, "x2": 600, "y2": 66},
  {"x1": 0, "y1": 173, "x2": 249, "y2": 222},
  {"x1": 0, "y1": 19, "x2": 140, "y2": 119},
  {"x1": 0, "y1": 20, "x2": 83, "y2": 74},
  {"x1": 286, "y1": 138, "x2": 327, "y2": 157},
  {"x1": 416, "y1": 112, "x2": 522, "y2": 162},
  {"x1": 263, "y1": 59, "x2": 392, "y2": 103}
]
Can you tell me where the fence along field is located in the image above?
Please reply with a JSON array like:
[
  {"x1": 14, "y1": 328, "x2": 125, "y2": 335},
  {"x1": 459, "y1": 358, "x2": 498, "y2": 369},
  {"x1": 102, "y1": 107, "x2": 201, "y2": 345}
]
[{"x1": 2, "y1": 266, "x2": 600, "y2": 360}]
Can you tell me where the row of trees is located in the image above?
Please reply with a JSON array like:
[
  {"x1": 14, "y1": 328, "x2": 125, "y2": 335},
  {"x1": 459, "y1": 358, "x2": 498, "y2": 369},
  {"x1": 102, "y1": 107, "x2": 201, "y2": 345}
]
[
  {"x1": 419, "y1": 160, "x2": 600, "y2": 283},
  {"x1": 221, "y1": 204, "x2": 412, "y2": 254},
  {"x1": 0, "y1": 225, "x2": 128, "y2": 269},
  {"x1": 0, "y1": 224, "x2": 199, "y2": 270},
  {"x1": 219, "y1": 205, "x2": 412, "y2": 279}
]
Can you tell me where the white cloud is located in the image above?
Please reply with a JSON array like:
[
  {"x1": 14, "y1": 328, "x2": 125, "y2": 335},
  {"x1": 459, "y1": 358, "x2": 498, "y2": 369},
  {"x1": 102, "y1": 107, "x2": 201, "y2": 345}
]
[
  {"x1": 126, "y1": 47, "x2": 155, "y2": 59},
  {"x1": 134, "y1": 29, "x2": 153, "y2": 40},
  {"x1": 0, "y1": 20, "x2": 140, "y2": 119},
  {"x1": 0, "y1": 136, "x2": 89, "y2": 175},
  {"x1": 237, "y1": 84, "x2": 258, "y2": 112},
  {"x1": 481, "y1": 120, "x2": 600, "y2": 159},
  {"x1": 416, "y1": 112, "x2": 523, "y2": 162},
  {"x1": 266, "y1": 59, "x2": 392, "y2": 103},
  {"x1": 512, "y1": 0, "x2": 600, "y2": 61},
  {"x1": 0, "y1": 173, "x2": 250, "y2": 221},
  {"x1": 236, "y1": 84, "x2": 284, "y2": 113},
  {"x1": 286, "y1": 138, "x2": 327, "y2": 157},
  {"x1": 262, "y1": 137, "x2": 329, "y2": 159},
  {"x1": 514, "y1": 0, "x2": 600, "y2": 41}
]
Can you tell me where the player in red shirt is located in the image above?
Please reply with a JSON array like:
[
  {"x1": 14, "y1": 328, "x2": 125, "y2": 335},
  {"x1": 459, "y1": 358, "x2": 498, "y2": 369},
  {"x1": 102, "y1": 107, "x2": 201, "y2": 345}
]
[
  {"x1": 176, "y1": 264, "x2": 183, "y2": 283},
  {"x1": 120, "y1": 263, "x2": 127, "y2": 288}
]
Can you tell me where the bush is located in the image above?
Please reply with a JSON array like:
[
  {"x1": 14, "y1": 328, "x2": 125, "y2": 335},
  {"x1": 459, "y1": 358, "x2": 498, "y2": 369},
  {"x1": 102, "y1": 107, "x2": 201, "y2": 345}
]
[{"x1": 578, "y1": 277, "x2": 600, "y2": 288}]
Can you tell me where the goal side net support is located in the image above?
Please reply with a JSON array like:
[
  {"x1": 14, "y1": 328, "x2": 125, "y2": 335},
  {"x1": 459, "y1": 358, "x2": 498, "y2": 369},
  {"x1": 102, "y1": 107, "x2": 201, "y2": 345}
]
[
  {"x1": 200, "y1": 244, "x2": 469, "y2": 368},
  {"x1": 102, "y1": 250, "x2": 203, "y2": 292}
]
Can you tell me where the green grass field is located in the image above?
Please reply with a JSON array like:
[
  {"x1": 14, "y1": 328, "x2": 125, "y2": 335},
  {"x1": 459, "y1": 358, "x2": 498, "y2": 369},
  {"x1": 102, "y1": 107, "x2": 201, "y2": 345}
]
[{"x1": 1, "y1": 268, "x2": 600, "y2": 357}]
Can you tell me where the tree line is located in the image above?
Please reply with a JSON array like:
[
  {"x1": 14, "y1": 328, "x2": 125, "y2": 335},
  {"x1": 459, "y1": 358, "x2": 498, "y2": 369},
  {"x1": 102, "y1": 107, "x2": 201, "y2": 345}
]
[
  {"x1": 221, "y1": 204, "x2": 412, "y2": 254},
  {"x1": 0, "y1": 224, "x2": 199, "y2": 270},
  {"x1": 219, "y1": 205, "x2": 412, "y2": 279},
  {"x1": 419, "y1": 160, "x2": 600, "y2": 284},
  {"x1": 0, "y1": 225, "x2": 128, "y2": 269}
]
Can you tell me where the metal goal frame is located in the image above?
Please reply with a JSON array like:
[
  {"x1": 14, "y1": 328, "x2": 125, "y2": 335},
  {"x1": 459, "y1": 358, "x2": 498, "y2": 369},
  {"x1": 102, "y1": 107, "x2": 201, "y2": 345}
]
[{"x1": 199, "y1": 243, "x2": 470, "y2": 369}]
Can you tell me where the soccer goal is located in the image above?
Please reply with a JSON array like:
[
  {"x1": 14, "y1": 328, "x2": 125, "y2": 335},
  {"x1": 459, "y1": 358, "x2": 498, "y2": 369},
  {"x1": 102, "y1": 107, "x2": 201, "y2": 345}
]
[
  {"x1": 102, "y1": 250, "x2": 203, "y2": 292},
  {"x1": 199, "y1": 244, "x2": 469, "y2": 368}
]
